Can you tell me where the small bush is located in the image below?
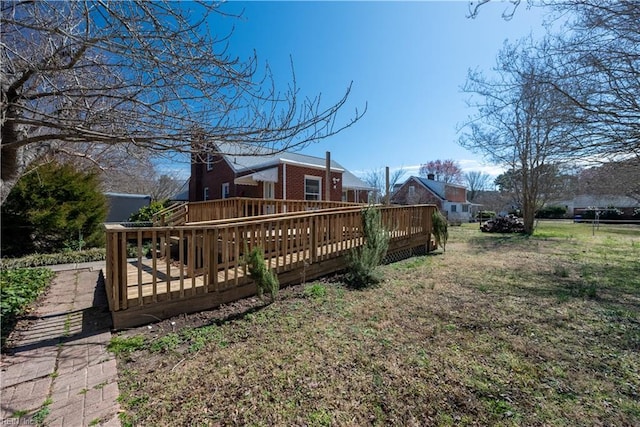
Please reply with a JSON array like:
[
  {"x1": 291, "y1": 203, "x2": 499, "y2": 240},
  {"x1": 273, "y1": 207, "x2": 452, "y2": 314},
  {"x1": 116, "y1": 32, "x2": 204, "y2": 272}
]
[
  {"x1": 129, "y1": 200, "x2": 170, "y2": 223},
  {"x1": 582, "y1": 206, "x2": 623, "y2": 220},
  {"x1": 536, "y1": 205, "x2": 567, "y2": 219},
  {"x1": 304, "y1": 283, "x2": 327, "y2": 299},
  {"x1": 346, "y1": 206, "x2": 389, "y2": 288},
  {"x1": 245, "y1": 246, "x2": 279, "y2": 301},
  {"x1": 1, "y1": 268, "x2": 55, "y2": 348},
  {"x1": 432, "y1": 210, "x2": 449, "y2": 252},
  {"x1": 476, "y1": 210, "x2": 497, "y2": 220}
]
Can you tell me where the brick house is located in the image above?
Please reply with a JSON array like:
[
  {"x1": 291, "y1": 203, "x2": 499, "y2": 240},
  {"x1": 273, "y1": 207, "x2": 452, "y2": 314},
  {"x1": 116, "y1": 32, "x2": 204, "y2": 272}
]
[
  {"x1": 391, "y1": 174, "x2": 473, "y2": 222},
  {"x1": 189, "y1": 142, "x2": 373, "y2": 203}
]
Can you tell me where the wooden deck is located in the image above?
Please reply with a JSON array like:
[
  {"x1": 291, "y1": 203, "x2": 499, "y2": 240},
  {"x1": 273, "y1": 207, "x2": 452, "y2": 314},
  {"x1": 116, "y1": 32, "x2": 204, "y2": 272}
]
[{"x1": 105, "y1": 204, "x2": 436, "y2": 329}]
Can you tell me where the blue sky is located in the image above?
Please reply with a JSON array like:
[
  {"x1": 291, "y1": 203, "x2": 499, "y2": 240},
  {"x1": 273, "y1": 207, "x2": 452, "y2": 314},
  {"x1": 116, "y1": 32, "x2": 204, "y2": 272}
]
[{"x1": 168, "y1": 1, "x2": 549, "y2": 181}]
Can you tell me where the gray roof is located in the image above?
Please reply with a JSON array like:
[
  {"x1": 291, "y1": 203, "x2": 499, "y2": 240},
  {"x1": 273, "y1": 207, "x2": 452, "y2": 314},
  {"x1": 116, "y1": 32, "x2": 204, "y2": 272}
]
[
  {"x1": 213, "y1": 142, "x2": 372, "y2": 191},
  {"x1": 414, "y1": 176, "x2": 446, "y2": 200},
  {"x1": 104, "y1": 192, "x2": 151, "y2": 199},
  {"x1": 214, "y1": 142, "x2": 343, "y2": 173},
  {"x1": 398, "y1": 176, "x2": 469, "y2": 202},
  {"x1": 552, "y1": 195, "x2": 639, "y2": 208},
  {"x1": 342, "y1": 170, "x2": 375, "y2": 191},
  {"x1": 170, "y1": 179, "x2": 190, "y2": 201}
]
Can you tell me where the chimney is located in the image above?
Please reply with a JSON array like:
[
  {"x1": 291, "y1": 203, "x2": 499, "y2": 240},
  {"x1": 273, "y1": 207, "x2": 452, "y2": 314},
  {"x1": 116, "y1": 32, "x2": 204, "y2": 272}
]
[{"x1": 427, "y1": 173, "x2": 435, "y2": 180}]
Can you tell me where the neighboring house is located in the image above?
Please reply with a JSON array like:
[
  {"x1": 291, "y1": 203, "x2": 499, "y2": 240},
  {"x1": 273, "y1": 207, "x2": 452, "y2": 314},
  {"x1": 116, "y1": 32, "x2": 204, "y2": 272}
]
[
  {"x1": 105, "y1": 192, "x2": 151, "y2": 222},
  {"x1": 189, "y1": 142, "x2": 374, "y2": 203},
  {"x1": 391, "y1": 174, "x2": 474, "y2": 222},
  {"x1": 547, "y1": 195, "x2": 639, "y2": 218}
]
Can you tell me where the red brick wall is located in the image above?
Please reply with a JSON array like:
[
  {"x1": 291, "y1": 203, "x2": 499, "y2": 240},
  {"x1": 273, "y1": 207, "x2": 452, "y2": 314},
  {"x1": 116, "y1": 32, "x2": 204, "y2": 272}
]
[
  {"x1": 391, "y1": 178, "x2": 443, "y2": 209},
  {"x1": 189, "y1": 155, "x2": 257, "y2": 201},
  {"x1": 191, "y1": 160, "x2": 348, "y2": 202},
  {"x1": 445, "y1": 185, "x2": 467, "y2": 203},
  {"x1": 283, "y1": 165, "x2": 342, "y2": 201}
]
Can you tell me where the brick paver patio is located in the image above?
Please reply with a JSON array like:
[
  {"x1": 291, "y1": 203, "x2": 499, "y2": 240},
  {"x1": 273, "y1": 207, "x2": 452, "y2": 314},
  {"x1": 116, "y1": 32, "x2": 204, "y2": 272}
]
[{"x1": 1, "y1": 263, "x2": 120, "y2": 426}]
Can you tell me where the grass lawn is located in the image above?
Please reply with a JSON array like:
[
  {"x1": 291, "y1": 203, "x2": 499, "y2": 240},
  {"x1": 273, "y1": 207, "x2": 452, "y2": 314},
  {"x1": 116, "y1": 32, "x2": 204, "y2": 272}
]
[{"x1": 112, "y1": 221, "x2": 640, "y2": 426}]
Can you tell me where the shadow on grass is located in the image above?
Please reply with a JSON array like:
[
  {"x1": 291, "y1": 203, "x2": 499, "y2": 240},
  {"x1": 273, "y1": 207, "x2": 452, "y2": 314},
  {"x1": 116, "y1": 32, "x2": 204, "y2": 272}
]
[{"x1": 467, "y1": 233, "x2": 531, "y2": 250}]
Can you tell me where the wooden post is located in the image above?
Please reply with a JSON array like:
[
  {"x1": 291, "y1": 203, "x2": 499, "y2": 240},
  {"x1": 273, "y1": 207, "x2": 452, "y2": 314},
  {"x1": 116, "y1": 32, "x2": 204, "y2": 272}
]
[
  {"x1": 385, "y1": 166, "x2": 390, "y2": 206},
  {"x1": 325, "y1": 151, "x2": 331, "y2": 201},
  {"x1": 423, "y1": 206, "x2": 433, "y2": 252}
]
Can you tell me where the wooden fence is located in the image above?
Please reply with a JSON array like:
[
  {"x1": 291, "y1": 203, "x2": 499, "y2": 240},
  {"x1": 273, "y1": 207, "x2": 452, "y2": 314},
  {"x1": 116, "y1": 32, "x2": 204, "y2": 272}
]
[{"x1": 105, "y1": 204, "x2": 436, "y2": 329}]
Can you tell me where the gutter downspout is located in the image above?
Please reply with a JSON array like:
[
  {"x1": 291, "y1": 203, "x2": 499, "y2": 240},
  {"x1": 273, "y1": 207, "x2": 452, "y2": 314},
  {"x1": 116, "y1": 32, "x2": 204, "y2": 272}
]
[
  {"x1": 325, "y1": 151, "x2": 331, "y2": 201},
  {"x1": 282, "y1": 163, "x2": 287, "y2": 212}
]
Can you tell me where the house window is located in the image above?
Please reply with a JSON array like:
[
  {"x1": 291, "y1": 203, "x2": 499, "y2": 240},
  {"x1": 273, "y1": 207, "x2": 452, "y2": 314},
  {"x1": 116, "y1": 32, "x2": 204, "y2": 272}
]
[
  {"x1": 450, "y1": 204, "x2": 457, "y2": 213},
  {"x1": 263, "y1": 182, "x2": 275, "y2": 199},
  {"x1": 342, "y1": 190, "x2": 348, "y2": 202},
  {"x1": 206, "y1": 153, "x2": 214, "y2": 171},
  {"x1": 408, "y1": 185, "x2": 415, "y2": 197},
  {"x1": 462, "y1": 204, "x2": 469, "y2": 213},
  {"x1": 305, "y1": 176, "x2": 321, "y2": 200},
  {"x1": 203, "y1": 187, "x2": 209, "y2": 201},
  {"x1": 221, "y1": 183, "x2": 230, "y2": 199}
]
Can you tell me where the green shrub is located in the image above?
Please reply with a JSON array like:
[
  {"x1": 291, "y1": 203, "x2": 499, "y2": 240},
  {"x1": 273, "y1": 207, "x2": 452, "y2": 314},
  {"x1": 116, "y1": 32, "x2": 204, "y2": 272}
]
[
  {"x1": 129, "y1": 200, "x2": 170, "y2": 223},
  {"x1": 582, "y1": 206, "x2": 623, "y2": 220},
  {"x1": 245, "y1": 246, "x2": 279, "y2": 301},
  {"x1": 432, "y1": 210, "x2": 449, "y2": 252},
  {"x1": 346, "y1": 206, "x2": 389, "y2": 288},
  {"x1": 0, "y1": 248, "x2": 106, "y2": 269},
  {"x1": 304, "y1": 283, "x2": 327, "y2": 299},
  {"x1": 476, "y1": 210, "x2": 496, "y2": 220},
  {"x1": 536, "y1": 205, "x2": 568, "y2": 219},
  {"x1": 1, "y1": 268, "x2": 55, "y2": 348},
  {"x1": 1, "y1": 162, "x2": 107, "y2": 257}
]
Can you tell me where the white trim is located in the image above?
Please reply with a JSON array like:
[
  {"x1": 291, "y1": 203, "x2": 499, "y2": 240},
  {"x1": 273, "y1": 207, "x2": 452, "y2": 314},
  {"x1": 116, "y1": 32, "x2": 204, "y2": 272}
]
[
  {"x1": 304, "y1": 175, "x2": 322, "y2": 201},
  {"x1": 233, "y1": 167, "x2": 279, "y2": 186},
  {"x1": 206, "y1": 153, "x2": 214, "y2": 171},
  {"x1": 282, "y1": 163, "x2": 287, "y2": 201},
  {"x1": 263, "y1": 181, "x2": 275, "y2": 199},
  {"x1": 203, "y1": 187, "x2": 209, "y2": 201},
  {"x1": 280, "y1": 158, "x2": 344, "y2": 172},
  {"x1": 221, "y1": 182, "x2": 230, "y2": 199}
]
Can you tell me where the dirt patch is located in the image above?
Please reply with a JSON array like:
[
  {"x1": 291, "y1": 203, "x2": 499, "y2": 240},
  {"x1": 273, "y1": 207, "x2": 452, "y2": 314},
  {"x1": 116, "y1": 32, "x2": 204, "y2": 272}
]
[{"x1": 118, "y1": 274, "x2": 346, "y2": 340}]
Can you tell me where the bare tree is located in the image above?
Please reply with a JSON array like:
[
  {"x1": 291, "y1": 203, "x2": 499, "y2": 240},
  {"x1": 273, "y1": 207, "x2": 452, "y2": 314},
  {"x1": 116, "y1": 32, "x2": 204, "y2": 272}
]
[
  {"x1": 101, "y1": 164, "x2": 186, "y2": 201},
  {"x1": 364, "y1": 167, "x2": 406, "y2": 204},
  {"x1": 544, "y1": 1, "x2": 640, "y2": 159},
  {"x1": 419, "y1": 159, "x2": 464, "y2": 184},
  {"x1": 467, "y1": 0, "x2": 524, "y2": 20},
  {"x1": 464, "y1": 171, "x2": 492, "y2": 202},
  {"x1": 459, "y1": 37, "x2": 579, "y2": 234},
  {"x1": 468, "y1": 1, "x2": 640, "y2": 159},
  {"x1": 576, "y1": 159, "x2": 640, "y2": 202},
  {"x1": 0, "y1": 1, "x2": 364, "y2": 204}
]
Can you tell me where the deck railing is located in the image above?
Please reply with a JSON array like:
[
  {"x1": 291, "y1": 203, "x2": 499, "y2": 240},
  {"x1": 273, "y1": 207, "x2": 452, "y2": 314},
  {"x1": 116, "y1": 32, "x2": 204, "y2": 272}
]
[
  {"x1": 104, "y1": 204, "x2": 435, "y2": 328},
  {"x1": 186, "y1": 197, "x2": 364, "y2": 224},
  {"x1": 152, "y1": 202, "x2": 188, "y2": 226}
]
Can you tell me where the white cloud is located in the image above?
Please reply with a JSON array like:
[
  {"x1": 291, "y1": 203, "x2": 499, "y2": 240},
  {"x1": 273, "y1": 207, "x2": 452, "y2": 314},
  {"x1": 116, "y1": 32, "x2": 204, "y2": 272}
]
[{"x1": 458, "y1": 159, "x2": 506, "y2": 177}]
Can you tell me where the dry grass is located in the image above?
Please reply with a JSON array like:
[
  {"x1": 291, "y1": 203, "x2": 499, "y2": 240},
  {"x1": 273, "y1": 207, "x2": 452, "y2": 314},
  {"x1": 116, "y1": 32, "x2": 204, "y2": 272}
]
[{"x1": 113, "y1": 221, "x2": 640, "y2": 426}]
